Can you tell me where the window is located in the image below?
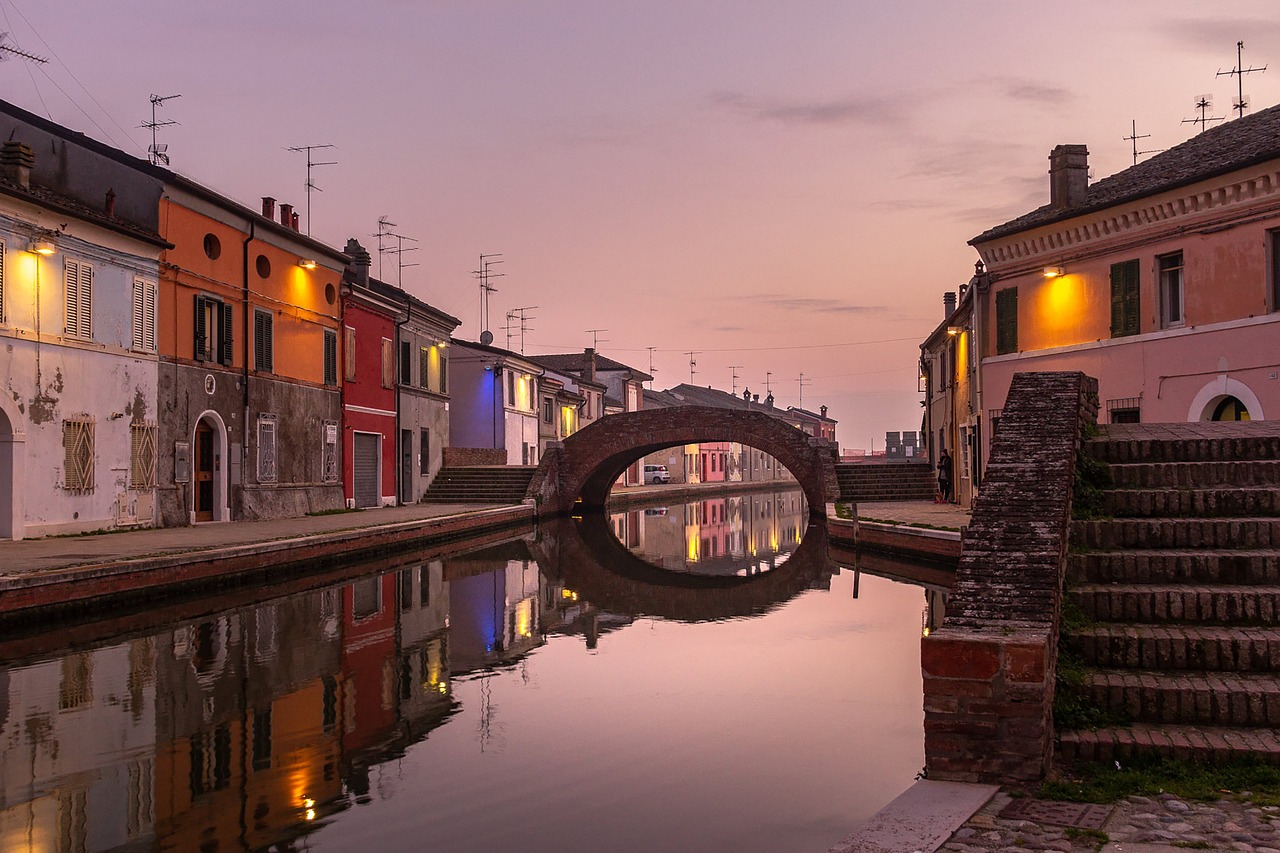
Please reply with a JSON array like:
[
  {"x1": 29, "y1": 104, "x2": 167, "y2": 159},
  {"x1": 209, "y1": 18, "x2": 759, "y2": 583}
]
[
  {"x1": 344, "y1": 327, "x2": 357, "y2": 381},
  {"x1": 420, "y1": 428, "x2": 430, "y2": 475},
  {"x1": 1158, "y1": 251, "x2": 1184, "y2": 328},
  {"x1": 543, "y1": 397, "x2": 553, "y2": 423},
  {"x1": 400, "y1": 569, "x2": 414, "y2": 611},
  {"x1": 252, "y1": 709, "x2": 272, "y2": 771},
  {"x1": 0, "y1": 239, "x2": 5, "y2": 323},
  {"x1": 439, "y1": 351, "x2": 448, "y2": 394},
  {"x1": 352, "y1": 577, "x2": 381, "y2": 620},
  {"x1": 195, "y1": 295, "x2": 233, "y2": 365},
  {"x1": 257, "y1": 414, "x2": 278, "y2": 484},
  {"x1": 254, "y1": 309, "x2": 274, "y2": 372},
  {"x1": 203, "y1": 233, "x2": 221, "y2": 260},
  {"x1": 1110, "y1": 259, "x2": 1140, "y2": 337},
  {"x1": 381, "y1": 338, "x2": 394, "y2": 388},
  {"x1": 1270, "y1": 230, "x2": 1280, "y2": 312},
  {"x1": 65, "y1": 258, "x2": 93, "y2": 340},
  {"x1": 131, "y1": 278, "x2": 158, "y2": 353},
  {"x1": 323, "y1": 329, "x2": 337, "y2": 385},
  {"x1": 63, "y1": 414, "x2": 95, "y2": 493},
  {"x1": 995, "y1": 287, "x2": 1017, "y2": 355},
  {"x1": 420, "y1": 346, "x2": 430, "y2": 389},
  {"x1": 322, "y1": 420, "x2": 338, "y2": 483},
  {"x1": 401, "y1": 340, "x2": 412, "y2": 386},
  {"x1": 507, "y1": 370, "x2": 515, "y2": 404},
  {"x1": 130, "y1": 421, "x2": 157, "y2": 490}
]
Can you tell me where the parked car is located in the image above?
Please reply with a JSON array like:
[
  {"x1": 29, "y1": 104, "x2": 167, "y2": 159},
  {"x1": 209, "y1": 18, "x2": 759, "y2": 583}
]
[{"x1": 643, "y1": 464, "x2": 671, "y2": 485}]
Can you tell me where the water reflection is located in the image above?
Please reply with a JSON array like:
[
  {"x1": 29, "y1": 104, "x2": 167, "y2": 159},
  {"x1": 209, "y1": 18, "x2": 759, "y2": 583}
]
[{"x1": 0, "y1": 489, "x2": 948, "y2": 853}]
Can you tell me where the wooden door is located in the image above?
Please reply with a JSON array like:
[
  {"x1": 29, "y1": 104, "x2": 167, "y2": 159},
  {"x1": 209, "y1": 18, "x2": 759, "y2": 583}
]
[{"x1": 195, "y1": 423, "x2": 214, "y2": 522}]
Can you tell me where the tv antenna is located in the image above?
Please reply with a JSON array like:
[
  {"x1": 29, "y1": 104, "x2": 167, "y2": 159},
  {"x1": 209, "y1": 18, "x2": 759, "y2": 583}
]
[
  {"x1": 686, "y1": 351, "x2": 700, "y2": 384},
  {"x1": 585, "y1": 329, "x2": 608, "y2": 349},
  {"x1": 1123, "y1": 119, "x2": 1162, "y2": 166},
  {"x1": 798, "y1": 373, "x2": 812, "y2": 409},
  {"x1": 728, "y1": 365, "x2": 743, "y2": 394},
  {"x1": 472, "y1": 253, "x2": 503, "y2": 338},
  {"x1": 139, "y1": 93, "x2": 181, "y2": 166},
  {"x1": 1217, "y1": 40, "x2": 1266, "y2": 119},
  {"x1": 0, "y1": 32, "x2": 48, "y2": 65},
  {"x1": 382, "y1": 231, "x2": 419, "y2": 288},
  {"x1": 504, "y1": 307, "x2": 537, "y2": 353},
  {"x1": 373, "y1": 216, "x2": 396, "y2": 281},
  {"x1": 765, "y1": 371, "x2": 773, "y2": 396},
  {"x1": 285, "y1": 143, "x2": 337, "y2": 236},
  {"x1": 646, "y1": 346, "x2": 657, "y2": 388},
  {"x1": 1181, "y1": 96, "x2": 1225, "y2": 133}
]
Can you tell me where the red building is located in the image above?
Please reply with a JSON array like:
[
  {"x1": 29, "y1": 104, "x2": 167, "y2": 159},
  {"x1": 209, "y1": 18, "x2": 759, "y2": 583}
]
[
  {"x1": 341, "y1": 573, "x2": 400, "y2": 757},
  {"x1": 341, "y1": 271, "x2": 401, "y2": 508}
]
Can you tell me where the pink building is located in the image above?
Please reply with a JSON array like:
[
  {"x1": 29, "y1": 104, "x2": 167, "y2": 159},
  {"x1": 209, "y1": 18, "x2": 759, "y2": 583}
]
[{"x1": 961, "y1": 107, "x2": 1280, "y2": 467}]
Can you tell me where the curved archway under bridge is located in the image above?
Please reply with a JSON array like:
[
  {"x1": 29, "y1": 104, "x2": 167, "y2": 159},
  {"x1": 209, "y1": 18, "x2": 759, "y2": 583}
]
[
  {"x1": 530, "y1": 516, "x2": 837, "y2": 622},
  {"x1": 526, "y1": 406, "x2": 840, "y2": 520}
]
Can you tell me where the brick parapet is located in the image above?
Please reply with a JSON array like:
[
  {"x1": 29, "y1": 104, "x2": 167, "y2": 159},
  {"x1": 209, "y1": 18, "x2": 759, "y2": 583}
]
[
  {"x1": 922, "y1": 371, "x2": 1097, "y2": 784},
  {"x1": 443, "y1": 447, "x2": 508, "y2": 467}
]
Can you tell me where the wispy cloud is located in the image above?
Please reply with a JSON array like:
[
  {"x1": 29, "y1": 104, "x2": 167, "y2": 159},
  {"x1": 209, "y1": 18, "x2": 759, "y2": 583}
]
[
  {"x1": 709, "y1": 91, "x2": 906, "y2": 127},
  {"x1": 1004, "y1": 82, "x2": 1074, "y2": 106},
  {"x1": 748, "y1": 295, "x2": 886, "y2": 315},
  {"x1": 1157, "y1": 18, "x2": 1280, "y2": 52}
]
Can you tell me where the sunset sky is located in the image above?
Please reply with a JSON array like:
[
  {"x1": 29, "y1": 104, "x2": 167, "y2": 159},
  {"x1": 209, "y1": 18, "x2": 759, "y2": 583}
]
[{"x1": 5, "y1": 1, "x2": 1279, "y2": 448}]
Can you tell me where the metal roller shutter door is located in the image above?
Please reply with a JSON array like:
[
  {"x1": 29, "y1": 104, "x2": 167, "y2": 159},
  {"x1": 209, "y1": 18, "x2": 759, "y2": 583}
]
[{"x1": 354, "y1": 433, "x2": 381, "y2": 508}]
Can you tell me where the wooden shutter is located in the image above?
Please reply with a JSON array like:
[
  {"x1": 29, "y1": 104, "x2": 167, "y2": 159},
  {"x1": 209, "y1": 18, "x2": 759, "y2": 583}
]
[
  {"x1": 132, "y1": 279, "x2": 157, "y2": 352},
  {"x1": 66, "y1": 259, "x2": 92, "y2": 339},
  {"x1": 420, "y1": 346, "x2": 430, "y2": 389},
  {"x1": 1110, "y1": 260, "x2": 1140, "y2": 337},
  {"x1": 220, "y1": 302, "x2": 234, "y2": 365},
  {"x1": 439, "y1": 352, "x2": 447, "y2": 394},
  {"x1": 381, "y1": 339, "x2": 393, "y2": 388},
  {"x1": 344, "y1": 327, "x2": 357, "y2": 381},
  {"x1": 995, "y1": 287, "x2": 1017, "y2": 355},
  {"x1": 0, "y1": 240, "x2": 5, "y2": 324},
  {"x1": 194, "y1": 295, "x2": 208, "y2": 360},
  {"x1": 254, "y1": 310, "x2": 273, "y2": 372},
  {"x1": 323, "y1": 330, "x2": 337, "y2": 385}
]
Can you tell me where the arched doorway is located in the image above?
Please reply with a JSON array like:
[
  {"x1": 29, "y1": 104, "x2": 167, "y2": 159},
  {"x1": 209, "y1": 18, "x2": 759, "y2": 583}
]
[
  {"x1": 0, "y1": 402, "x2": 25, "y2": 540},
  {"x1": 1211, "y1": 396, "x2": 1251, "y2": 421},
  {"x1": 191, "y1": 412, "x2": 230, "y2": 523}
]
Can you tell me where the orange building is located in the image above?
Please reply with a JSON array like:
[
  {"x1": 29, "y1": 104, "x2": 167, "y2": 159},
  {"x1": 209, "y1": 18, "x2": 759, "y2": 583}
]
[{"x1": 156, "y1": 186, "x2": 348, "y2": 524}]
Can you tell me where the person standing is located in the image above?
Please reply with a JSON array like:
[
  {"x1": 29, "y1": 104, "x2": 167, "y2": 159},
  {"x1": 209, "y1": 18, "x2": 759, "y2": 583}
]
[{"x1": 937, "y1": 448, "x2": 953, "y2": 503}]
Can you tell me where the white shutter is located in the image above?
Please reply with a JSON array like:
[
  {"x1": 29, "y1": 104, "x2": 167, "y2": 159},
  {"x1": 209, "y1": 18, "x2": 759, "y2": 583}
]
[
  {"x1": 132, "y1": 278, "x2": 145, "y2": 350},
  {"x1": 145, "y1": 279, "x2": 157, "y2": 351},
  {"x1": 65, "y1": 259, "x2": 93, "y2": 339},
  {"x1": 65, "y1": 260, "x2": 80, "y2": 337},
  {"x1": 0, "y1": 240, "x2": 5, "y2": 324}
]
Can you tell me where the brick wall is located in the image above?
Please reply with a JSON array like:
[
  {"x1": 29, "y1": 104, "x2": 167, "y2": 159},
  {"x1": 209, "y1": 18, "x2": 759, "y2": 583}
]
[
  {"x1": 922, "y1": 371, "x2": 1098, "y2": 783},
  {"x1": 442, "y1": 447, "x2": 508, "y2": 467}
]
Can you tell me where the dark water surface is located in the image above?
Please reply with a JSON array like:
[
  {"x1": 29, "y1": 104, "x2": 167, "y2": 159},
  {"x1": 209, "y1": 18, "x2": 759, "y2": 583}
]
[{"x1": 0, "y1": 489, "x2": 940, "y2": 852}]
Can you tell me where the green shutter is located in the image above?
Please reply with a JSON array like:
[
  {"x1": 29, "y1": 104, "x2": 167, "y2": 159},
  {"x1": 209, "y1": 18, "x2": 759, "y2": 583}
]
[
  {"x1": 1110, "y1": 260, "x2": 1140, "y2": 337},
  {"x1": 995, "y1": 287, "x2": 1017, "y2": 355},
  {"x1": 194, "y1": 295, "x2": 208, "y2": 360}
]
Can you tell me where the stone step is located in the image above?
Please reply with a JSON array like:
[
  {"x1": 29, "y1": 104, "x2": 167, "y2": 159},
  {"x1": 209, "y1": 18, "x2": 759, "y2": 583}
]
[
  {"x1": 1072, "y1": 584, "x2": 1280, "y2": 625},
  {"x1": 1081, "y1": 668, "x2": 1280, "y2": 727},
  {"x1": 1069, "y1": 549, "x2": 1280, "y2": 585},
  {"x1": 1070, "y1": 624, "x2": 1280, "y2": 672},
  {"x1": 1104, "y1": 487, "x2": 1280, "y2": 518},
  {"x1": 1058, "y1": 723, "x2": 1280, "y2": 765},
  {"x1": 1074, "y1": 517, "x2": 1280, "y2": 550},
  {"x1": 1088, "y1": 431, "x2": 1280, "y2": 464},
  {"x1": 1109, "y1": 460, "x2": 1280, "y2": 489}
]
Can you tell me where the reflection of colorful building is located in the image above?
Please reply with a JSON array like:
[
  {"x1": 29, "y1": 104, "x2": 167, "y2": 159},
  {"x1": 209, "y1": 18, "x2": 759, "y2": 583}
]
[
  {"x1": 448, "y1": 557, "x2": 542, "y2": 672},
  {"x1": 0, "y1": 638, "x2": 157, "y2": 851},
  {"x1": 395, "y1": 561, "x2": 455, "y2": 738},
  {"x1": 341, "y1": 573, "x2": 399, "y2": 763}
]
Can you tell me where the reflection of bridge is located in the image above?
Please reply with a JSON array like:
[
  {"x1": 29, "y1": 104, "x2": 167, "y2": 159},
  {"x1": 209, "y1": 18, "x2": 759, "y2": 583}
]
[
  {"x1": 527, "y1": 407, "x2": 840, "y2": 519},
  {"x1": 530, "y1": 515, "x2": 838, "y2": 622}
]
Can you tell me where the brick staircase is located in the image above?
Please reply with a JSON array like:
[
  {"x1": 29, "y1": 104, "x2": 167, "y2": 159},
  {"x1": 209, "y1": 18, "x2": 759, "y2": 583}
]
[
  {"x1": 419, "y1": 466, "x2": 537, "y2": 504},
  {"x1": 1058, "y1": 421, "x2": 1280, "y2": 765},
  {"x1": 836, "y1": 460, "x2": 937, "y2": 502}
]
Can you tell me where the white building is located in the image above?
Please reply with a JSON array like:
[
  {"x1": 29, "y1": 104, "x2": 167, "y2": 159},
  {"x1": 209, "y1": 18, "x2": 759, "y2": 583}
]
[{"x1": 449, "y1": 339, "x2": 544, "y2": 465}]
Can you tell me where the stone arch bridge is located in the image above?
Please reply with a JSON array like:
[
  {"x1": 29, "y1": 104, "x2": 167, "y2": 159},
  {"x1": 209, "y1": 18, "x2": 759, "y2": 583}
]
[{"x1": 526, "y1": 406, "x2": 840, "y2": 520}]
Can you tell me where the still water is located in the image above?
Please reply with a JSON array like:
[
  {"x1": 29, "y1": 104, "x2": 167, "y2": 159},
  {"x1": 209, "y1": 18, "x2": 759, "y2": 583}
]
[{"x1": 0, "y1": 489, "x2": 945, "y2": 852}]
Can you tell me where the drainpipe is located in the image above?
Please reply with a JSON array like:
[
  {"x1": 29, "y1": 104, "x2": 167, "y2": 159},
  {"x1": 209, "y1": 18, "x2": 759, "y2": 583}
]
[
  {"x1": 971, "y1": 263, "x2": 988, "y2": 488},
  {"x1": 242, "y1": 220, "x2": 255, "y2": 515},
  {"x1": 393, "y1": 308, "x2": 408, "y2": 502}
]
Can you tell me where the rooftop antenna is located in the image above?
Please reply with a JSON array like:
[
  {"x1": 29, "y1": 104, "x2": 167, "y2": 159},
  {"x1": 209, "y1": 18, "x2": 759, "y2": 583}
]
[
  {"x1": 646, "y1": 346, "x2": 657, "y2": 389},
  {"x1": 472, "y1": 253, "x2": 503, "y2": 340},
  {"x1": 1217, "y1": 40, "x2": 1266, "y2": 119},
  {"x1": 382, "y1": 232, "x2": 419, "y2": 288},
  {"x1": 798, "y1": 373, "x2": 812, "y2": 409},
  {"x1": 728, "y1": 365, "x2": 743, "y2": 395},
  {"x1": 285, "y1": 143, "x2": 337, "y2": 236},
  {"x1": 373, "y1": 216, "x2": 396, "y2": 281},
  {"x1": 0, "y1": 32, "x2": 48, "y2": 65},
  {"x1": 686, "y1": 351, "x2": 700, "y2": 384},
  {"x1": 1182, "y1": 95, "x2": 1225, "y2": 133},
  {"x1": 765, "y1": 371, "x2": 773, "y2": 396},
  {"x1": 586, "y1": 329, "x2": 608, "y2": 349},
  {"x1": 139, "y1": 93, "x2": 180, "y2": 166},
  {"x1": 1123, "y1": 119, "x2": 1162, "y2": 166},
  {"x1": 504, "y1": 307, "x2": 537, "y2": 353}
]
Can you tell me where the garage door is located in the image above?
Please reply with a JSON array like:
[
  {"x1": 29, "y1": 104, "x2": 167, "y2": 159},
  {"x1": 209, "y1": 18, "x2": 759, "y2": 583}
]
[{"x1": 354, "y1": 433, "x2": 381, "y2": 508}]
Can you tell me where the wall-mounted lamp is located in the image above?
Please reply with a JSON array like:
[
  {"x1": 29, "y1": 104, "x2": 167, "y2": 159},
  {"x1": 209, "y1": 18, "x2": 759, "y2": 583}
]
[
  {"x1": 26, "y1": 239, "x2": 55, "y2": 255},
  {"x1": 1043, "y1": 266, "x2": 1064, "y2": 278},
  {"x1": 298, "y1": 259, "x2": 318, "y2": 270},
  {"x1": 946, "y1": 325, "x2": 966, "y2": 336}
]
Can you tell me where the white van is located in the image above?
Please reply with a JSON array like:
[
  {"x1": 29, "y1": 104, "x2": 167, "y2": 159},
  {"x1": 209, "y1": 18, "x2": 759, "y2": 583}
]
[{"x1": 643, "y1": 464, "x2": 671, "y2": 485}]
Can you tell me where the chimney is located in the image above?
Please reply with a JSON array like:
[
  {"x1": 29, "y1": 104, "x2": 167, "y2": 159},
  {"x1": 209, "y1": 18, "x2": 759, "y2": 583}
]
[
  {"x1": 1, "y1": 141, "x2": 34, "y2": 188},
  {"x1": 742, "y1": 388, "x2": 751, "y2": 402},
  {"x1": 280, "y1": 203, "x2": 293, "y2": 227},
  {"x1": 765, "y1": 392, "x2": 774, "y2": 410},
  {"x1": 820, "y1": 405, "x2": 828, "y2": 418},
  {"x1": 753, "y1": 393, "x2": 759, "y2": 404},
  {"x1": 261, "y1": 196, "x2": 276, "y2": 219},
  {"x1": 104, "y1": 188, "x2": 116, "y2": 218},
  {"x1": 291, "y1": 211, "x2": 300, "y2": 231},
  {"x1": 1048, "y1": 144, "x2": 1089, "y2": 209},
  {"x1": 583, "y1": 348, "x2": 597, "y2": 383},
  {"x1": 345, "y1": 237, "x2": 371, "y2": 286},
  {"x1": 943, "y1": 291, "x2": 957, "y2": 319}
]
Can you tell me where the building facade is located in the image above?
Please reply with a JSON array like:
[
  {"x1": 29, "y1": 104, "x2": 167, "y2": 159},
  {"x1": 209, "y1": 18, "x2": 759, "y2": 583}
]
[
  {"x1": 340, "y1": 269, "x2": 400, "y2": 509},
  {"x1": 449, "y1": 340, "x2": 543, "y2": 465}
]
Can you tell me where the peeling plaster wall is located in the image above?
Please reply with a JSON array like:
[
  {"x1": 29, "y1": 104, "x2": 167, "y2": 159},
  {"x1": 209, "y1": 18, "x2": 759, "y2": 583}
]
[{"x1": 0, "y1": 215, "x2": 161, "y2": 537}]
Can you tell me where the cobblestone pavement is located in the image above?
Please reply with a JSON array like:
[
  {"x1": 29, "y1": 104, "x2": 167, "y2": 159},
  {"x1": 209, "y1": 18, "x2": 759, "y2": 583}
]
[
  {"x1": 856, "y1": 499, "x2": 971, "y2": 530},
  {"x1": 941, "y1": 789, "x2": 1280, "y2": 852}
]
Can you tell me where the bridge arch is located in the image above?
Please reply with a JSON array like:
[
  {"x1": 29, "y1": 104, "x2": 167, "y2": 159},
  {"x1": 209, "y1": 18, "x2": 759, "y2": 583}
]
[{"x1": 527, "y1": 406, "x2": 839, "y2": 520}]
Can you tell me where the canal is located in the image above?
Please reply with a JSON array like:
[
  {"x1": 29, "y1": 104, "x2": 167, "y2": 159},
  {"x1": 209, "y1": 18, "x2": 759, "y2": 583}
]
[{"x1": 0, "y1": 488, "x2": 944, "y2": 852}]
